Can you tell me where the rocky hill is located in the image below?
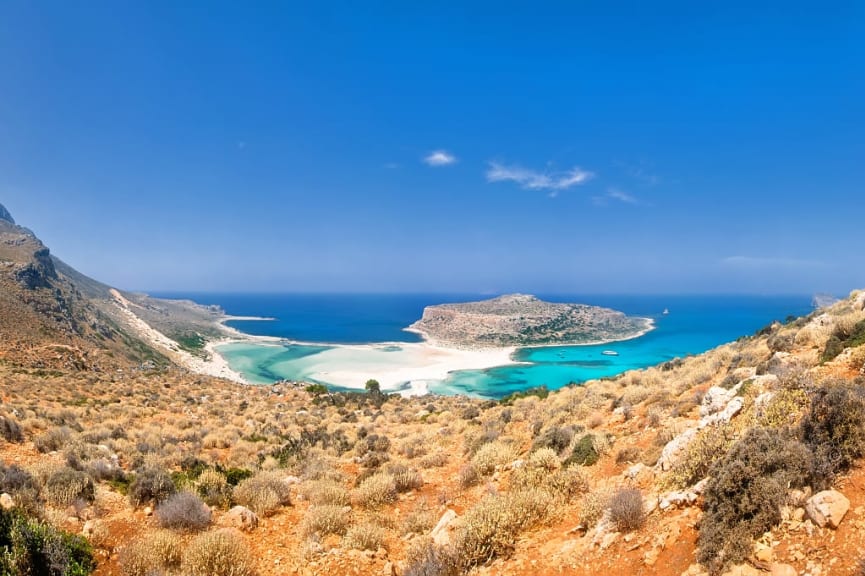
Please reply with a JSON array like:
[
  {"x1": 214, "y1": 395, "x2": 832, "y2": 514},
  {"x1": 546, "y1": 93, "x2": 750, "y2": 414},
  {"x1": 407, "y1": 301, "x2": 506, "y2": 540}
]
[{"x1": 407, "y1": 293, "x2": 652, "y2": 348}]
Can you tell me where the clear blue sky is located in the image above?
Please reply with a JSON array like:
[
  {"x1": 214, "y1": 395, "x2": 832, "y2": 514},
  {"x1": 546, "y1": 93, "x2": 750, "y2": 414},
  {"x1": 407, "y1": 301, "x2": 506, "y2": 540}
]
[{"x1": 1, "y1": 1, "x2": 863, "y2": 294}]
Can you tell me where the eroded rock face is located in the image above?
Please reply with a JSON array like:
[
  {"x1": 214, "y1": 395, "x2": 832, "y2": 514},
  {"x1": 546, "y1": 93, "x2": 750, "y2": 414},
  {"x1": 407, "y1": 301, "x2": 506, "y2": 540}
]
[
  {"x1": 431, "y1": 509, "x2": 458, "y2": 546},
  {"x1": 805, "y1": 490, "x2": 850, "y2": 529}
]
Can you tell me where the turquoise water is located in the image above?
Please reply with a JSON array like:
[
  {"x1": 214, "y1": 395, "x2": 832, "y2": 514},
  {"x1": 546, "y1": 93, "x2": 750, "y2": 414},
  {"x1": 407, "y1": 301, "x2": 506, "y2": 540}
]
[{"x1": 155, "y1": 293, "x2": 815, "y2": 398}]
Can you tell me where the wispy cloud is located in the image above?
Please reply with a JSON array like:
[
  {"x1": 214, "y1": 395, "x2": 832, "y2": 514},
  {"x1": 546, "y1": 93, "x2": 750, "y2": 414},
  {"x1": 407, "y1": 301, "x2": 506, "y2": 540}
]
[
  {"x1": 592, "y1": 187, "x2": 640, "y2": 206},
  {"x1": 423, "y1": 150, "x2": 457, "y2": 166},
  {"x1": 721, "y1": 256, "x2": 827, "y2": 270},
  {"x1": 485, "y1": 162, "x2": 594, "y2": 197}
]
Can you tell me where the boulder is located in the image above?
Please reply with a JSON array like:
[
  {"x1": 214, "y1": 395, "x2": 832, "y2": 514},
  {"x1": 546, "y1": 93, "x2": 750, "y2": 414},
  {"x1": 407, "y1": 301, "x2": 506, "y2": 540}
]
[
  {"x1": 0, "y1": 493, "x2": 14, "y2": 510},
  {"x1": 770, "y1": 564, "x2": 797, "y2": 576},
  {"x1": 700, "y1": 386, "x2": 733, "y2": 417},
  {"x1": 431, "y1": 509, "x2": 458, "y2": 546},
  {"x1": 805, "y1": 490, "x2": 850, "y2": 529},
  {"x1": 219, "y1": 506, "x2": 259, "y2": 532}
]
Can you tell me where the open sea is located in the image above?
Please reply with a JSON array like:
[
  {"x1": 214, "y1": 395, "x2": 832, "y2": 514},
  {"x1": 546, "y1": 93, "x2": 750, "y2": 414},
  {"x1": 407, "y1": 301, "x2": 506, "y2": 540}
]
[{"x1": 154, "y1": 293, "x2": 814, "y2": 399}]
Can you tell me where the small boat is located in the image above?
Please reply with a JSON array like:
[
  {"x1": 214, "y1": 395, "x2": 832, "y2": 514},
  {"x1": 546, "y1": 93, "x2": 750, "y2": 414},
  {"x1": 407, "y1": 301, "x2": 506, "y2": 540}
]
[
  {"x1": 601, "y1": 350, "x2": 618, "y2": 356},
  {"x1": 662, "y1": 308, "x2": 669, "y2": 315}
]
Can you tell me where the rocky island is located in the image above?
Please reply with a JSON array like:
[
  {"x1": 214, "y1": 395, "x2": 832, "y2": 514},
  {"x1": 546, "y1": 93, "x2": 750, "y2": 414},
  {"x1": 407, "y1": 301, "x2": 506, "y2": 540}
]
[{"x1": 406, "y1": 293, "x2": 653, "y2": 348}]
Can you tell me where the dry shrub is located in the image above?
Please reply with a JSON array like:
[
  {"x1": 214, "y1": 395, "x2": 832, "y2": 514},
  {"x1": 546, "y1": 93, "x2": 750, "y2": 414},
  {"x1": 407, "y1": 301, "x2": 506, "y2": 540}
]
[
  {"x1": 608, "y1": 487, "x2": 645, "y2": 532},
  {"x1": 119, "y1": 530, "x2": 182, "y2": 576},
  {"x1": 386, "y1": 463, "x2": 423, "y2": 492},
  {"x1": 303, "y1": 479, "x2": 349, "y2": 506},
  {"x1": 402, "y1": 507, "x2": 436, "y2": 535},
  {"x1": 0, "y1": 413, "x2": 23, "y2": 443},
  {"x1": 301, "y1": 504, "x2": 350, "y2": 537},
  {"x1": 403, "y1": 537, "x2": 459, "y2": 576},
  {"x1": 419, "y1": 452, "x2": 448, "y2": 468},
  {"x1": 471, "y1": 441, "x2": 517, "y2": 476},
  {"x1": 527, "y1": 447, "x2": 560, "y2": 471},
  {"x1": 343, "y1": 522, "x2": 386, "y2": 550},
  {"x1": 44, "y1": 467, "x2": 94, "y2": 507},
  {"x1": 34, "y1": 426, "x2": 72, "y2": 453},
  {"x1": 579, "y1": 488, "x2": 612, "y2": 529},
  {"x1": 352, "y1": 473, "x2": 397, "y2": 509},
  {"x1": 197, "y1": 468, "x2": 233, "y2": 509},
  {"x1": 233, "y1": 471, "x2": 291, "y2": 516},
  {"x1": 129, "y1": 466, "x2": 176, "y2": 506},
  {"x1": 156, "y1": 491, "x2": 211, "y2": 531},
  {"x1": 458, "y1": 464, "x2": 481, "y2": 489},
  {"x1": 181, "y1": 528, "x2": 255, "y2": 576}
]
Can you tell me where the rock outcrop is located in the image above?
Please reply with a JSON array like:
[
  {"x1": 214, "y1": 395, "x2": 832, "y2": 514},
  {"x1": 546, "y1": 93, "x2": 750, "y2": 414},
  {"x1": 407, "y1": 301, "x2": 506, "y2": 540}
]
[{"x1": 805, "y1": 490, "x2": 849, "y2": 529}]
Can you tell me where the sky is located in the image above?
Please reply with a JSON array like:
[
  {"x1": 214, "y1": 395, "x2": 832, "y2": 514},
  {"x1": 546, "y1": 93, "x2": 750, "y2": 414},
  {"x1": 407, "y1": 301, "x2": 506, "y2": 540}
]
[{"x1": 0, "y1": 1, "x2": 863, "y2": 294}]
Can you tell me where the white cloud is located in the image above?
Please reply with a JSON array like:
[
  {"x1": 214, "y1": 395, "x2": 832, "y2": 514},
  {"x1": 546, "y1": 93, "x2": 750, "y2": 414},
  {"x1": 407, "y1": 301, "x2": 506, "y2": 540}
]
[
  {"x1": 485, "y1": 162, "x2": 594, "y2": 194},
  {"x1": 592, "y1": 187, "x2": 640, "y2": 206},
  {"x1": 423, "y1": 150, "x2": 457, "y2": 166},
  {"x1": 721, "y1": 256, "x2": 826, "y2": 270}
]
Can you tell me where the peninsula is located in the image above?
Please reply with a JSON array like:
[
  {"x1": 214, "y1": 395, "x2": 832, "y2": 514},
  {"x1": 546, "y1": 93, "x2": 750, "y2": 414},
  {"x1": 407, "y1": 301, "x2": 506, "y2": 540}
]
[{"x1": 406, "y1": 293, "x2": 653, "y2": 348}]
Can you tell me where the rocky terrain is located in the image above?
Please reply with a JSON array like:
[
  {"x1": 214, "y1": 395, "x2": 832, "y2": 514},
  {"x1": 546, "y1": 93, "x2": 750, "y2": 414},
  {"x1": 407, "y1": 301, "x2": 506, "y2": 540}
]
[
  {"x1": 407, "y1": 293, "x2": 652, "y2": 348},
  {"x1": 2, "y1": 203, "x2": 865, "y2": 576}
]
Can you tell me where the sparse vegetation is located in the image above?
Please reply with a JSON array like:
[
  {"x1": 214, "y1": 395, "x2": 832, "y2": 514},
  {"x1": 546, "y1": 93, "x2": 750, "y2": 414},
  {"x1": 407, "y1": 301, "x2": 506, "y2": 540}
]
[
  {"x1": 156, "y1": 491, "x2": 212, "y2": 530},
  {"x1": 181, "y1": 529, "x2": 255, "y2": 576},
  {"x1": 233, "y1": 470, "x2": 291, "y2": 516}
]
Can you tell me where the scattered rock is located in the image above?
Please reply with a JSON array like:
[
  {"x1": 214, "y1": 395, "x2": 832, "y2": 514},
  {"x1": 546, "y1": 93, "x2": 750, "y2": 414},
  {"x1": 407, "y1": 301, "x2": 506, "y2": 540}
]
[
  {"x1": 382, "y1": 561, "x2": 395, "y2": 576},
  {"x1": 805, "y1": 490, "x2": 850, "y2": 529},
  {"x1": 770, "y1": 563, "x2": 797, "y2": 576},
  {"x1": 722, "y1": 564, "x2": 761, "y2": 576},
  {"x1": 700, "y1": 386, "x2": 734, "y2": 417},
  {"x1": 754, "y1": 541, "x2": 773, "y2": 563},
  {"x1": 219, "y1": 505, "x2": 259, "y2": 532},
  {"x1": 431, "y1": 509, "x2": 458, "y2": 546},
  {"x1": 82, "y1": 519, "x2": 101, "y2": 537},
  {"x1": 143, "y1": 506, "x2": 153, "y2": 516},
  {"x1": 0, "y1": 493, "x2": 14, "y2": 510}
]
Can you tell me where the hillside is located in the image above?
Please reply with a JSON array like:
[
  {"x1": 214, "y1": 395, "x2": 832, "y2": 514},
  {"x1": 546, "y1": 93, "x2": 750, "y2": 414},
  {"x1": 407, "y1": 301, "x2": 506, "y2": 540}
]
[{"x1": 407, "y1": 294, "x2": 652, "y2": 348}]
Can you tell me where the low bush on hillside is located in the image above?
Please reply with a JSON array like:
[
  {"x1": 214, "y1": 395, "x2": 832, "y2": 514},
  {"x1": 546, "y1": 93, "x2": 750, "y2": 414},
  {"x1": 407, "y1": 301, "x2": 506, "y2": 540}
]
[
  {"x1": 44, "y1": 467, "x2": 95, "y2": 507},
  {"x1": 697, "y1": 428, "x2": 812, "y2": 575},
  {"x1": 609, "y1": 487, "x2": 645, "y2": 532},
  {"x1": 564, "y1": 434, "x2": 600, "y2": 467},
  {"x1": 33, "y1": 426, "x2": 72, "y2": 453},
  {"x1": 303, "y1": 479, "x2": 349, "y2": 506},
  {"x1": 822, "y1": 318, "x2": 865, "y2": 362},
  {"x1": 196, "y1": 468, "x2": 233, "y2": 508},
  {"x1": 0, "y1": 507, "x2": 95, "y2": 576},
  {"x1": 233, "y1": 471, "x2": 291, "y2": 516},
  {"x1": 800, "y1": 380, "x2": 865, "y2": 488},
  {"x1": 386, "y1": 463, "x2": 423, "y2": 493},
  {"x1": 119, "y1": 530, "x2": 182, "y2": 576},
  {"x1": 352, "y1": 473, "x2": 397, "y2": 509},
  {"x1": 0, "y1": 463, "x2": 41, "y2": 515},
  {"x1": 343, "y1": 521, "x2": 386, "y2": 551},
  {"x1": 156, "y1": 491, "x2": 212, "y2": 531},
  {"x1": 471, "y1": 441, "x2": 517, "y2": 475},
  {"x1": 129, "y1": 466, "x2": 176, "y2": 506},
  {"x1": 181, "y1": 529, "x2": 255, "y2": 576},
  {"x1": 301, "y1": 504, "x2": 350, "y2": 537},
  {"x1": 402, "y1": 537, "x2": 459, "y2": 576},
  {"x1": 530, "y1": 426, "x2": 575, "y2": 454},
  {"x1": 0, "y1": 413, "x2": 23, "y2": 443}
]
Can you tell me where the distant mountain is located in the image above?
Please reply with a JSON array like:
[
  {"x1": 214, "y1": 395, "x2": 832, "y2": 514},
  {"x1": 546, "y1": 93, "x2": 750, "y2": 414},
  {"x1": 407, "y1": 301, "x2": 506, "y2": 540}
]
[{"x1": 407, "y1": 293, "x2": 653, "y2": 348}]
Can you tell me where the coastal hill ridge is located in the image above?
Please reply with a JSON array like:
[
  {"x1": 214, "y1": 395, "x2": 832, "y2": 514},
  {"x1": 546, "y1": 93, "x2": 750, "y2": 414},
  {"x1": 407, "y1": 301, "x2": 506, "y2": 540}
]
[{"x1": 408, "y1": 293, "x2": 652, "y2": 348}]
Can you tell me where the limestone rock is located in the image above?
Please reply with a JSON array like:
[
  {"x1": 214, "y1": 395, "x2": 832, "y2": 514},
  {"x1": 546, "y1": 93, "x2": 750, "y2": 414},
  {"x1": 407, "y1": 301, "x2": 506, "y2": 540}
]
[
  {"x1": 722, "y1": 564, "x2": 761, "y2": 576},
  {"x1": 805, "y1": 490, "x2": 850, "y2": 529},
  {"x1": 770, "y1": 564, "x2": 797, "y2": 576},
  {"x1": 219, "y1": 505, "x2": 259, "y2": 532},
  {"x1": 700, "y1": 386, "x2": 734, "y2": 417},
  {"x1": 431, "y1": 509, "x2": 458, "y2": 546},
  {"x1": 0, "y1": 493, "x2": 14, "y2": 510},
  {"x1": 753, "y1": 541, "x2": 773, "y2": 562}
]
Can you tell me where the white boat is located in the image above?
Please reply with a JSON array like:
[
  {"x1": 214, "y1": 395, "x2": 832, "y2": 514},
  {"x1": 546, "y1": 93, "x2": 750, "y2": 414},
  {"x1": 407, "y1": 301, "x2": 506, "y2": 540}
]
[
  {"x1": 601, "y1": 350, "x2": 618, "y2": 356},
  {"x1": 662, "y1": 308, "x2": 669, "y2": 315}
]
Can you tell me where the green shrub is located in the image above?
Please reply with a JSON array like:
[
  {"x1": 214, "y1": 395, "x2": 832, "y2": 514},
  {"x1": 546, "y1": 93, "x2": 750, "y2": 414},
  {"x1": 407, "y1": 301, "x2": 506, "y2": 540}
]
[
  {"x1": 181, "y1": 529, "x2": 255, "y2": 576},
  {"x1": 821, "y1": 319, "x2": 865, "y2": 362},
  {"x1": 698, "y1": 428, "x2": 812, "y2": 575},
  {"x1": 0, "y1": 508, "x2": 95, "y2": 576},
  {"x1": 222, "y1": 467, "x2": 253, "y2": 487},
  {"x1": 564, "y1": 434, "x2": 599, "y2": 467},
  {"x1": 129, "y1": 466, "x2": 176, "y2": 506},
  {"x1": 800, "y1": 380, "x2": 865, "y2": 489}
]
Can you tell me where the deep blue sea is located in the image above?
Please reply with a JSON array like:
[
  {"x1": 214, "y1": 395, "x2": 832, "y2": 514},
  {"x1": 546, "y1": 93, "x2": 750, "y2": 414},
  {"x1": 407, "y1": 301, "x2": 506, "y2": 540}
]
[{"x1": 154, "y1": 293, "x2": 814, "y2": 398}]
